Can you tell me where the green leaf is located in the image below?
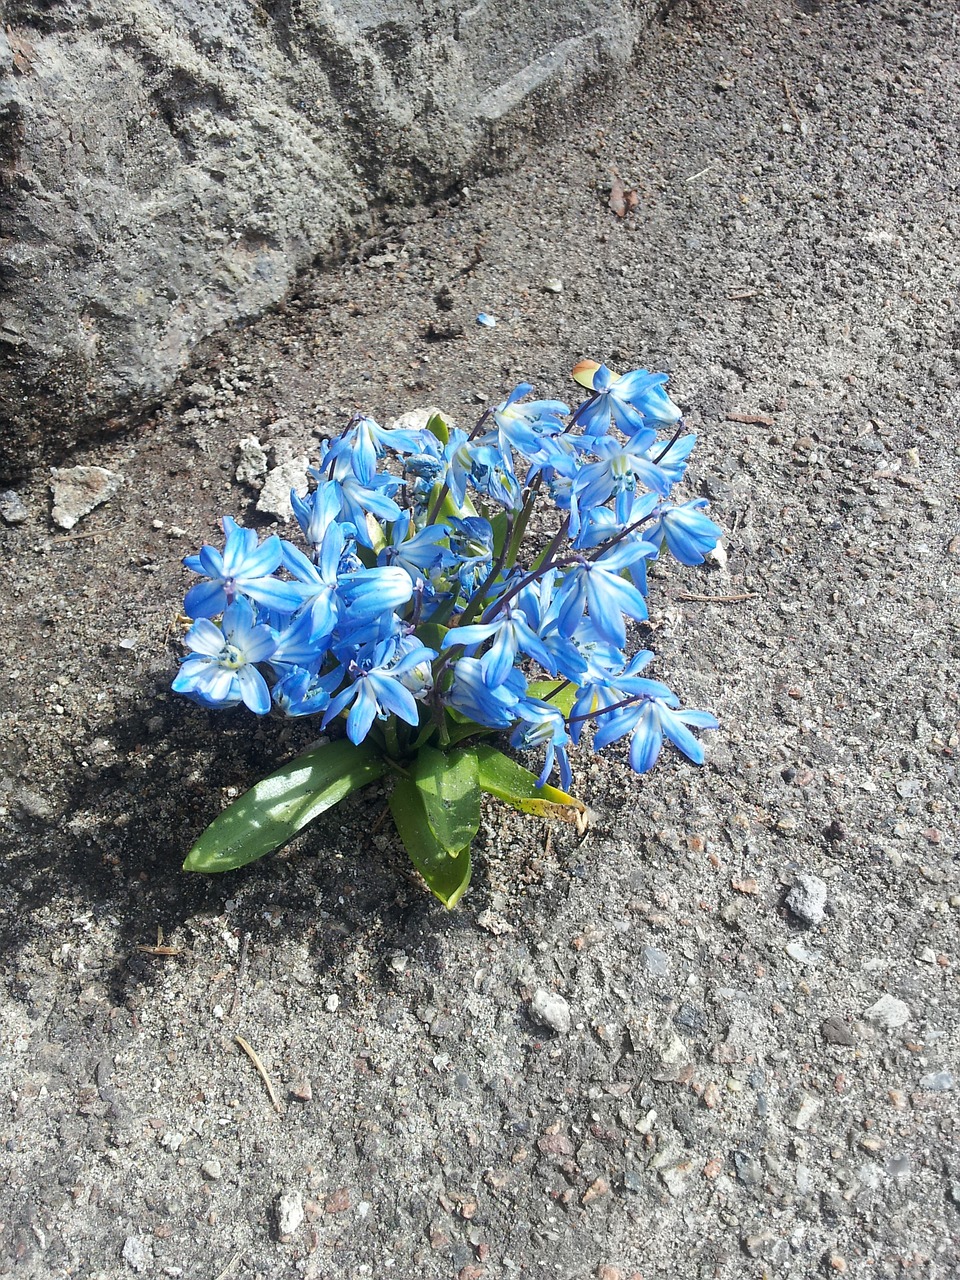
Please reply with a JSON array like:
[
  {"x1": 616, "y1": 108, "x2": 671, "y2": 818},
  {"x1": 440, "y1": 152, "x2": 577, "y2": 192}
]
[
  {"x1": 183, "y1": 740, "x2": 386, "y2": 873},
  {"x1": 490, "y1": 511, "x2": 510, "y2": 559},
  {"x1": 425, "y1": 412, "x2": 449, "y2": 445},
  {"x1": 416, "y1": 621, "x2": 449, "y2": 652},
  {"x1": 475, "y1": 745, "x2": 587, "y2": 826},
  {"x1": 427, "y1": 482, "x2": 467, "y2": 524},
  {"x1": 527, "y1": 679, "x2": 579, "y2": 716},
  {"x1": 438, "y1": 708, "x2": 494, "y2": 748},
  {"x1": 413, "y1": 746, "x2": 480, "y2": 856},
  {"x1": 389, "y1": 777, "x2": 473, "y2": 908}
]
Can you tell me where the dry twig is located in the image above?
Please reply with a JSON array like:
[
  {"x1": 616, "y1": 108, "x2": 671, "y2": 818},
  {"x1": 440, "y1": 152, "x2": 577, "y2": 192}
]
[
  {"x1": 136, "y1": 926, "x2": 184, "y2": 957},
  {"x1": 726, "y1": 412, "x2": 774, "y2": 426},
  {"x1": 214, "y1": 1252, "x2": 242, "y2": 1280},
  {"x1": 235, "y1": 1035, "x2": 283, "y2": 1114},
  {"x1": 675, "y1": 591, "x2": 757, "y2": 604},
  {"x1": 782, "y1": 78, "x2": 803, "y2": 127}
]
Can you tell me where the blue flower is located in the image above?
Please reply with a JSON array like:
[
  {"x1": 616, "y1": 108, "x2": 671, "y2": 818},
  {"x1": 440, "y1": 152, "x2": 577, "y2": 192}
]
[
  {"x1": 183, "y1": 517, "x2": 304, "y2": 619},
  {"x1": 554, "y1": 543, "x2": 656, "y2": 646},
  {"x1": 268, "y1": 606, "x2": 331, "y2": 676},
  {"x1": 439, "y1": 429, "x2": 484, "y2": 511},
  {"x1": 569, "y1": 647, "x2": 658, "y2": 745},
  {"x1": 444, "y1": 654, "x2": 526, "y2": 729},
  {"x1": 646, "y1": 499, "x2": 723, "y2": 566},
  {"x1": 447, "y1": 517, "x2": 494, "y2": 596},
  {"x1": 272, "y1": 666, "x2": 342, "y2": 717},
  {"x1": 573, "y1": 434, "x2": 672, "y2": 521},
  {"x1": 469, "y1": 445, "x2": 523, "y2": 511},
  {"x1": 337, "y1": 565, "x2": 414, "y2": 624},
  {"x1": 572, "y1": 363, "x2": 679, "y2": 438},
  {"x1": 625, "y1": 375, "x2": 682, "y2": 428},
  {"x1": 509, "y1": 699, "x2": 573, "y2": 790},
  {"x1": 313, "y1": 455, "x2": 402, "y2": 549},
  {"x1": 488, "y1": 383, "x2": 568, "y2": 459},
  {"x1": 405, "y1": 447, "x2": 446, "y2": 508},
  {"x1": 378, "y1": 512, "x2": 452, "y2": 586},
  {"x1": 351, "y1": 415, "x2": 429, "y2": 486},
  {"x1": 443, "y1": 599, "x2": 556, "y2": 688},
  {"x1": 648, "y1": 432, "x2": 697, "y2": 489},
  {"x1": 172, "y1": 597, "x2": 276, "y2": 713},
  {"x1": 626, "y1": 699, "x2": 719, "y2": 773},
  {"x1": 584, "y1": 684, "x2": 718, "y2": 773},
  {"x1": 290, "y1": 481, "x2": 346, "y2": 555},
  {"x1": 281, "y1": 524, "x2": 345, "y2": 638},
  {"x1": 322, "y1": 637, "x2": 437, "y2": 745}
]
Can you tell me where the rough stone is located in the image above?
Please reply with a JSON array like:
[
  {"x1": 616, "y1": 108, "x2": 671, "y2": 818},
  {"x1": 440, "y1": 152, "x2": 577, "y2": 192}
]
[
  {"x1": 529, "y1": 988, "x2": 571, "y2": 1035},
  {"x1": 49, "y1": 465, "x2": 123, "y2": 530},
  {"x1": 121, "y1": 1236, "x2": 152, "y2": 1273},
  {"x1": 917, "y1": 1070, "x2": 954, "y2": 1092},
  {"x1": 0, "y1": 489, "x2": 29, "y2": 524},
  {"x1": 255, "y1": 445, "x2": 310, "y2": 523},
  {"x1": 235, "y1": 436, "x2": 269, "y2": 489},
  {"x1": 0, "y1": 0, "x2": 655, "y2": 478},
  {"x1": 785, "y1": 873, "x2": 828, "y2": 926},
  {"x1": 863, "y1": 995, "x2": 911, "y2": 1030},
  {"x1": 277, "y1": 1188, "x2": 305, "y2": 1236}
]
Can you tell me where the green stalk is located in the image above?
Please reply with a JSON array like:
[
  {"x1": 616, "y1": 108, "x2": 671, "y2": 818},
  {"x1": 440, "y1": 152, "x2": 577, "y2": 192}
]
[{"x1": 504, "y1": 474, "x2": 542, "y2": 569}]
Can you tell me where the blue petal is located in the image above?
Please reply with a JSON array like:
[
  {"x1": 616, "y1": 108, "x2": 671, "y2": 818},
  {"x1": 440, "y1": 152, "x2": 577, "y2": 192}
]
[
  {"x1": 659, "y1": 706, "x2": 705, "y2": 764},
  {"x1": 628, "y1": 705, "x2": 663, "y2": 773},
  {"x1": 184, "y1": 579, "x2": 227, "y2": 619},
  {"x1": 236, "y1": 665, "x2": 272, "y2": 715},
  {"x1": 345, "y1": 683, "x2": 379, "y2": 744}
]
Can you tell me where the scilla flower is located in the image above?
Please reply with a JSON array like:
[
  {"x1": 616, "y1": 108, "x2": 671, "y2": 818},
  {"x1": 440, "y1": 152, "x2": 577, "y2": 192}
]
[
  {"x1": 172, "y1": 597, "x2": 276, "y2": 713},
  {"x1": 646, "y1": 499, "x2": 723, "y2": 566}
]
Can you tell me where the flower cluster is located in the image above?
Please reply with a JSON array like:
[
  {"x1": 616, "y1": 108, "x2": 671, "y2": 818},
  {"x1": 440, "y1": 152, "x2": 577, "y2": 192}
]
[{"x1": 173, "y1": 360, "x2": 721, "y2": 787}]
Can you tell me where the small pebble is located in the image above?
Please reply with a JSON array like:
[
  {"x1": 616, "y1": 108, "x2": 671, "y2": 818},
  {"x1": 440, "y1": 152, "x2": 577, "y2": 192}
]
[
  {"x1": 325, "y1": 1187, "x2": 351, "y2": 1213},
  {"x1": 786, "y1": 874, "x2": 828, "y2": 926},
  {"x1": 791, "y1": 1094, "x2": 821, "y2": 1130},
  {"x1": 235, "y1": 435, "x2": 268, "y2": 488},
  {"x1": 742, "y1": 1230, "x2": 777, "y2": 1258},
  {"x1": 642, "y1": 945, "x2": 670, "y2": 978},
  {"x1": 477, "y1": 908, "x2": 514, "y2": 935},
  {"x1": 821, "y1": 1016, "x2": 856, "y2": 1046},
  {"x1": 325, "y1": 993, "x2": 340, "y2": 1013},
  {"x1": 786, "y1": 941, "x2": 820, "y2": 965},
  {"x1": 895, "y1": 777, "x2": 923, "y2": 799},
  {"x1": 581, "y1": 1176, "x2": 609, "y2": 1205},
  {"x1": 918, "y1": 1070, "x2": 954, "y2": 1092},
  {"x1": 50, "y1": 465, "x2": 123, "y2": 530},
  {"x1": 659, "y1": 1162, "x2": 692, "y2": 1198},
  {"x1": 863, "y1": 994, "x2": 910, "y2": 1030},
  {"x1": 0, "y1": 489, "x2": 29, "y2": 524},
  {"x1": 530, "y1": 988, "x2": 571, "y2": 1034},
  {"x1": 543, "y1": 278, "x2": 563, "y2": 293},
  {"x1": 277, "y1": 1189, "x2": 305, "y2": 1235},
  {"x1": 121, "y1": 1237, "x2": 152, "y2": 1273},
  {"x1": 201, "y1": 1158, "x2": 222, "y2": 1180},
  {"x1": 733, "y1": 1151, "x2": 762, "y2": 1185}
]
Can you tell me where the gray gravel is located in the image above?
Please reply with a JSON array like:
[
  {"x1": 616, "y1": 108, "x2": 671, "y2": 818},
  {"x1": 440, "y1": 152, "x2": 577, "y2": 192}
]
[{"x1": 1, "y1": 2, "x2": 958, "y2": 1277}]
